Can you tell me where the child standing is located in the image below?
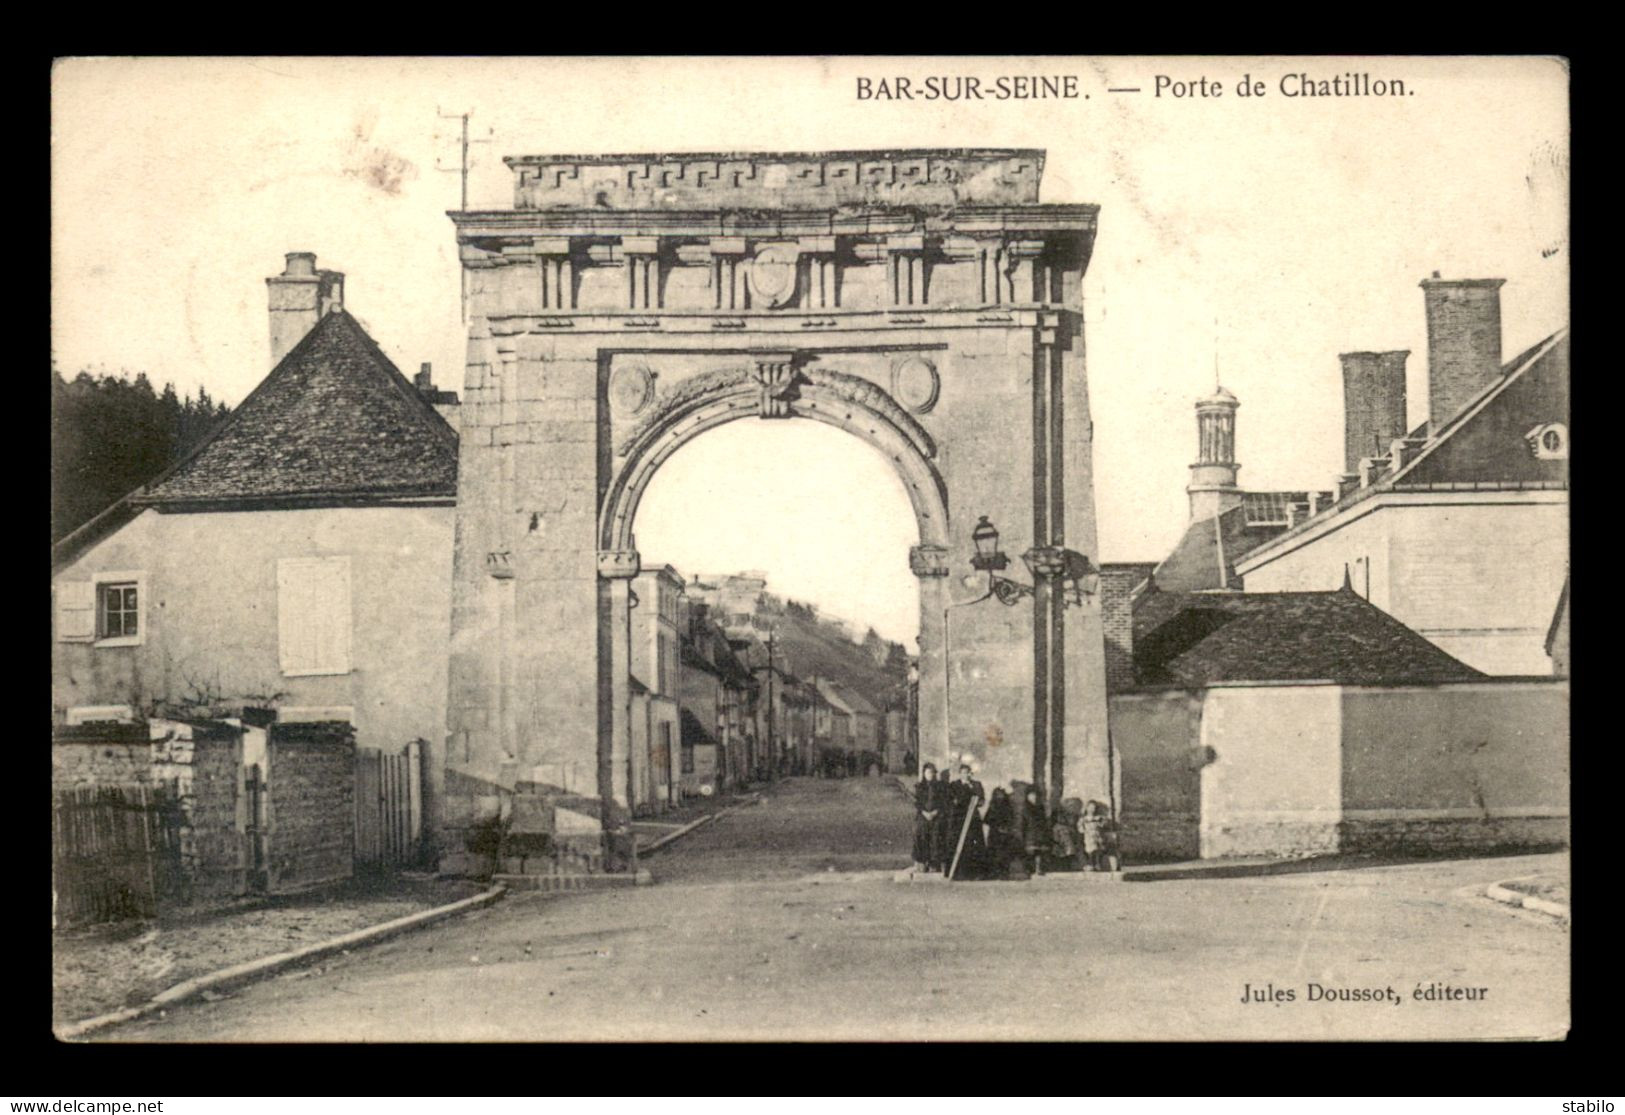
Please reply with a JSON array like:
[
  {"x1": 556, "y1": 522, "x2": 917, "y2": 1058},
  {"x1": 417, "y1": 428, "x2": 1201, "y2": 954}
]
[{"x1": 1079, "y1": 800, "x2": 1110, "y2": 872}]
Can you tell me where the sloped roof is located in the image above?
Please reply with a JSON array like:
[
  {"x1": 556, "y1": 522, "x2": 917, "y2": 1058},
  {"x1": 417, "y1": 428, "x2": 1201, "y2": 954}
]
[
  {"x1": 1132, "y1": 586, "x2": 1485, "y2": 687},
  {"x1": 679, "y1": 707, "x2": 717, "y2": 747},
  {"x1": 137, "y1": 310, "x2": 458, "y2": 508},
  {"x1": 814, "y1": 677, "x2": 880, "y2": 717},
  {"x1": 1236, "y1": 328, "x2": 1568, "y2": 569},
  {"x1": 1151, "y1": 503, "x2": 1287, "y2": 593}
]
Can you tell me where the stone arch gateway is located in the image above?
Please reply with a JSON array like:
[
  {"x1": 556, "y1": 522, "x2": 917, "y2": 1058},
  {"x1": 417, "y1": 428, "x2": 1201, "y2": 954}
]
[{"x1": 440, "y1": 149, "x2": 1110, "y2": 865}]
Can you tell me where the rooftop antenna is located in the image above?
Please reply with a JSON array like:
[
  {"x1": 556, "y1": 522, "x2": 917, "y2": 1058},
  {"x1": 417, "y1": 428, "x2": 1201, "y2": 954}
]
[{"x1": 436, "y1": 107, "x2": 493, "y2": 321}]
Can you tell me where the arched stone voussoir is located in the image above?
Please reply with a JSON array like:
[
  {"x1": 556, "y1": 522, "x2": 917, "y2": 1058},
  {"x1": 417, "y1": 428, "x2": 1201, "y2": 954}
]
[{"x1": 598, "y1": 364, "x2": 949, "y2": 555}]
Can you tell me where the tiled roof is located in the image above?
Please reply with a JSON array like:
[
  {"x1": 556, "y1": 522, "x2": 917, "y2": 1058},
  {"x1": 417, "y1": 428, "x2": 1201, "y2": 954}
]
[
  {"x1": 1132, "y1": 586, "x2": 1485, "y2": 687},
  {"x1": 138, "y1": 311, "x2": 458, "y2": 507},
  {"x1": 1151, "y1": 504, "x2": 1286, "y2": 593}
]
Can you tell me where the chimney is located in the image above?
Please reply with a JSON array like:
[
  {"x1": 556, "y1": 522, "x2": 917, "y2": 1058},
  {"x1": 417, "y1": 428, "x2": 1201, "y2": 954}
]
[
  {"x1": 1187, "y1": 384, "x2": 1242, "y2": 521},
  {"x1": 266, "y1": 252, "x2": 345, "y2": 367},
  {"x1": 1339, "y1": 351, "x2": 1409, "y2": 475},
  {"x1": 1421, "y1": 273, "x2": 1505, "y2": 433},
  {"x1": 415, "y1": 362, "x2": 433, "y2": 391}
]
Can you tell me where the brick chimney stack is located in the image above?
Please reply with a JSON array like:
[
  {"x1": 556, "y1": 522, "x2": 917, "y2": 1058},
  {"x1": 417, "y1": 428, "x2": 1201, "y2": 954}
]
[
  {"x1": 1339, "y1": 351, "x2": 1409, "y2": 475},
  {"x1": 1420, "y1": 273, "x2": 1504, "y2": 433},
  {"x1": 267, "y1": 252, "x2": 345, "y2": 367}
]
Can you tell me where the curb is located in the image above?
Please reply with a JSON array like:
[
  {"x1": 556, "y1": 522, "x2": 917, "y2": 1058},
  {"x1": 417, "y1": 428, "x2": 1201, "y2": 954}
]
[
  {"x1": 638, "y1": 811, "x2": 722, "y2": 855},
  {"x1": 57, "y1": 883, "x2": 508, "y2": 1041},
  {"x1": 1485, "y1": 880, "x2": 1570, "y2": 923},
  {"x1": 637, "y1": 790, "x2": 765, "y2": 857}
]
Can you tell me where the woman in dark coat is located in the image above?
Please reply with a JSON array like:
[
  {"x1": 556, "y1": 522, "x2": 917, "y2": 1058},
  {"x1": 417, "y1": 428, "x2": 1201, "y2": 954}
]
[
  {"x1": 913, "y1": 763, "x2": 943, "y2": 871},
  {"x1": 945, "y1": 764, "x2": 987, "y2": 879},
  {"x1": 983, "y1": 787, "x2": 1024, "y2": 880},
  {"x1": 933, "y1": 768, "x2": 955, "y2": 870}
]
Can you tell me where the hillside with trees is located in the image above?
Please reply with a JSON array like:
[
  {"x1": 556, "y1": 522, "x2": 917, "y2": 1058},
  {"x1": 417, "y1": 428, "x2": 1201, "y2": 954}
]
[{"x1": 51, "y1": 369, "x2": 231, "y2": 543}]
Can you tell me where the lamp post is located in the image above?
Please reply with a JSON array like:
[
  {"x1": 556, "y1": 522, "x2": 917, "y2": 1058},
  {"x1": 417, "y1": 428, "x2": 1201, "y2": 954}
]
[{"x1": 967, "y1": 515, "x2": 1100, "y2": 608}]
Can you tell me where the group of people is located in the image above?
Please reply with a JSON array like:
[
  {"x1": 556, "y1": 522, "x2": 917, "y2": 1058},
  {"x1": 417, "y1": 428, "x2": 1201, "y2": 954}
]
[{"x1": 912, "y1": 762, "x2": 1119, "y2": 880}]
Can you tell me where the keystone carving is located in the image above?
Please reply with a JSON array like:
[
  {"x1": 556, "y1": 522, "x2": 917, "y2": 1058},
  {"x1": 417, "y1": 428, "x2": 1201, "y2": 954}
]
[{"x1": 752, "y1": 356, "x2": 801, "y2": 418}]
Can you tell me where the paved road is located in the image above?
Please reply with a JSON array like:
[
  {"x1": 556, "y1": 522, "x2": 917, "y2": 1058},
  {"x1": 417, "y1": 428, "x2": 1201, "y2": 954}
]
[{"x1": 100, "y1": 777, "x2": 1569, "y2": 1042}]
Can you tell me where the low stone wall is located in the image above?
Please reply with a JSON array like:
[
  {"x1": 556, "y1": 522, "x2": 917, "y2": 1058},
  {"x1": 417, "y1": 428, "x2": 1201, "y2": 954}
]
[
  {"x1": 1339, "y1": 813, "x2": 1569, "y2": 856},
  {"x1": 1110, "y1": 691, "x2": 1202, "y2": 861},
  {"x1": 1200, "y1": 816, "x2": 1342, "y2": 860},
  {"x1": 1111, "y1": 680, "x2": 1567, "y2": 861},
  {"x1": 151, "y1": 720, "x2": 246, "y2": 901},
  {"x1": 1120, "y1": 811, "x2": 1200, "y2": 861},
  {"x1": 266, "y1": 722, "x2": 355, "y2": 893},
  {"x1": 52, "y1": 725, "x2": 155, "y2": 790},
  {"x1": 54, "y1": 720, "x2": 249, "y2": 904}
]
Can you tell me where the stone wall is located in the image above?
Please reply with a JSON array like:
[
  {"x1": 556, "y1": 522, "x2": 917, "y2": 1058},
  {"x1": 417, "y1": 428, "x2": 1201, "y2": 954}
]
[
  {"x1": 53, "y1": 719, "x2": 247, "y2": 905},
  {"x1": 1339, "y1": 681, "x2": 1568, "y2": 854},
  {"x1": 1109, "y1": 679, "x2": 1568, "y2": 861},
  {"x1": 1199, "y1": 685, "x2": 1344, "y2": 858},
  {"x1": 151, "y1": 719, "x2": 245, "y2": 901},
  {"x1": 1108, "y1": 691, "x2": 1201, "y2": 861},
  {"x1": 266, "y1": 721, "x2": 355, "y2": 893},
  {"x1": 52, "y1": 724, "x2": 154, "y2": 790}
]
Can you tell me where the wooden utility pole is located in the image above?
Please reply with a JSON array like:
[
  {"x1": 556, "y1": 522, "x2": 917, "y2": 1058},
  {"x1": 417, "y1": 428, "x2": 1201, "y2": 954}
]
[{"x1": 765, "y1": 628, "x2": 776, "y2": 780}]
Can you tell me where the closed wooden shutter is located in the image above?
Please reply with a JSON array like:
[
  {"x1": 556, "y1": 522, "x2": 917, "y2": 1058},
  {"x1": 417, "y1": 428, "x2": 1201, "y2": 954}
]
[
  {"x1": 277, "y1": 557, "x2": 352, "y2": 676},
  {"x1": 55, "y1": 582, "x2": 95, "y2": 642}
]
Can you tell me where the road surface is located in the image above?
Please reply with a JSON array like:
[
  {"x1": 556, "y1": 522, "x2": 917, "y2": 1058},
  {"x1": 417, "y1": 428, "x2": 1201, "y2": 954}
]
[{"x1": 96, "y1": 776, "x2": 1569, "y2": 1042}]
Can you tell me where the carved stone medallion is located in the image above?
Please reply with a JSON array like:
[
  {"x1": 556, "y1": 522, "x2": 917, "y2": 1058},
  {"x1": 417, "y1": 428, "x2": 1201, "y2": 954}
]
[
  {"x1": 891, "y1": 356, "x2": 941, "y2": 414},
  {"x1": 746, "y1": 244, "x2": 800, "y2": 309},
  {"x1": 608, "y1": 364, "x2": 655, "y2": 417}
]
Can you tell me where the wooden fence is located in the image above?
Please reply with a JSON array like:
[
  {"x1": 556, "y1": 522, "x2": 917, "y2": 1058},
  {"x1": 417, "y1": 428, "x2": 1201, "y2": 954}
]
[
  {"x1": 355, "y1": 740, "x2": 423, "y2": 869},
  {"x1": 52, "y1": 783, "x2": 182, "y2": 928}
]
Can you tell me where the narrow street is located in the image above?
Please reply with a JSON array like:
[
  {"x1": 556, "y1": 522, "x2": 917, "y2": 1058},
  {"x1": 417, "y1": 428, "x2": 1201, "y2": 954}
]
[{"x1": 100, "y1": 777, "x2": 1569, "y2": 1042}]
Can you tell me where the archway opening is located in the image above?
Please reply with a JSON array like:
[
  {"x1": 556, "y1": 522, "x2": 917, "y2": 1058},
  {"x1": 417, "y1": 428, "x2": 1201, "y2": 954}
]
[{"x1": 616, "y1": 416, "x2": 930, "y2": 866}]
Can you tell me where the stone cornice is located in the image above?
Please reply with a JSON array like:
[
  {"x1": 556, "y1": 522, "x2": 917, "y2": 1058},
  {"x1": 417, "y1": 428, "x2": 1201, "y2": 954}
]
[
  {"x1": 481, "y1": 306, "x2": 1072, "y2": 335},
  {"x1": 503, "y1": 150, "x2": 1049, "y2": 210},
  {"x1": 449, "y1": 205, "x2": 1098, "y2": 242}
]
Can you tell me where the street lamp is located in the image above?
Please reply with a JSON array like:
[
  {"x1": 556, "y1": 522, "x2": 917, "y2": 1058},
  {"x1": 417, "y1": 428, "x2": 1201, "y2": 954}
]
[{"x1": 968, "y1": 514, "x2": 1101, "y2": 608}]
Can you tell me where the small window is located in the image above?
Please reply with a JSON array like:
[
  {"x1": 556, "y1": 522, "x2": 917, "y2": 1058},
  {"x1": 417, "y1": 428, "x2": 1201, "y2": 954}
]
[
  {"x1": 80, "y1": 570, "x2": 146, "y2": 647},
  {"x1": 681, "y1": 743, "x2": 695, "y2": 774},
  {"x1": 100, "y1": 583, "x2": 139, "y2": 640}
]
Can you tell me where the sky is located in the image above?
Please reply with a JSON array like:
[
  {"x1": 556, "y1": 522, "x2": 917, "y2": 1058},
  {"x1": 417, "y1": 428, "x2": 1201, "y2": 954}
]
[{"x1": 52, "y1": 57, "x2": 1568, "y2": 644}]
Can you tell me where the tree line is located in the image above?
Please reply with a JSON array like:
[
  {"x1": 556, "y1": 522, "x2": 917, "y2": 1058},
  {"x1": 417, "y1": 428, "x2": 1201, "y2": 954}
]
[{"x1": 52, "y1": 369, "x2": 232, "y2": 543}]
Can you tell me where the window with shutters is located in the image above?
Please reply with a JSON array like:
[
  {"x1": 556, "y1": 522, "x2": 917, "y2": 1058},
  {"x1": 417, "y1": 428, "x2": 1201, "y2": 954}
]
[
  {"x1": 277, "y1": 557, "x2": 353, "y2": 677},
  {"x1": 55, "y1": 581, "x2": 96, "y2": 643},
  {"x1": 56, "y1": 571, "x2": 147, "y2": 647}
]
